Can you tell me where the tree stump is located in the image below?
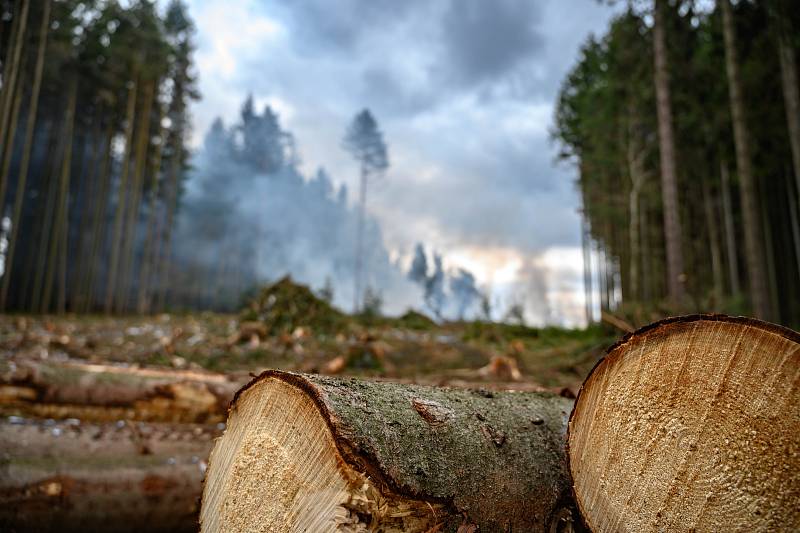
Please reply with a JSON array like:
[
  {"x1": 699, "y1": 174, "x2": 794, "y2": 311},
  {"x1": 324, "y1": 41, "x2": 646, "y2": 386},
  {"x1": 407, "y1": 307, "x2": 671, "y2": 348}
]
[
  {"x1": 201, "y1": 371, "x2": 576, "y2": 532},
  {"x1": 568, "y1": 315, "x2": 799, "y2": 532}
]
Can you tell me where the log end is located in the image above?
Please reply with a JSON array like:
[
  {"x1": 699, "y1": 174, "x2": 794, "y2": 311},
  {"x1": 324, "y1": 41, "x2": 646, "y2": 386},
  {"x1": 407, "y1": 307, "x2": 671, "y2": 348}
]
[
  {"x1": 200, "y1": 374, "x2": 443, "y2": 532},
  {"x1": 568, "y1": 315, "x2": 800, "y2": 532}
]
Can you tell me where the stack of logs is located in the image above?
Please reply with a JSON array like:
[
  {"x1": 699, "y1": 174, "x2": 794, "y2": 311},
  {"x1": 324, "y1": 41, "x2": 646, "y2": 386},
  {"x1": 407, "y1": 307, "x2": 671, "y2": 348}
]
[
  {"x1": 0, "y1": 359, "x2": 245, "y2": 532},
  {"x1": 202, "y1": 315, "x2": 799, "y2": 532},
  {"x1": 2, "y1": 315, "x2": 798, "y2": 532}
]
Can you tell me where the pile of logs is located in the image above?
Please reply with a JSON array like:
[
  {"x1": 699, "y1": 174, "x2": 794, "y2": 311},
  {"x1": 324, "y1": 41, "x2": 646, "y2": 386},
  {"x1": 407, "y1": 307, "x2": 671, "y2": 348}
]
[
  {"x1": 201, "y1": 315, "x2": 799, "y2": 532},
  {"x1": 1, "y1": 315, "x2": 798, "y2": 532},
  {"x1": 0, "y1": 360, "x2": 246, "y2": 532}
]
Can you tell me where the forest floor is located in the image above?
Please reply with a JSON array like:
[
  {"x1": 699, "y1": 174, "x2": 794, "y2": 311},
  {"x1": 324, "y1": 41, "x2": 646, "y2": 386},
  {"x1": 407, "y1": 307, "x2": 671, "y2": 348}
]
[
  {"x1": 0, "y1": 311, "x2": 615, "y2": 396},
  {"x1": 0, "y1": 283, "x2": 620, "y2": 529}
]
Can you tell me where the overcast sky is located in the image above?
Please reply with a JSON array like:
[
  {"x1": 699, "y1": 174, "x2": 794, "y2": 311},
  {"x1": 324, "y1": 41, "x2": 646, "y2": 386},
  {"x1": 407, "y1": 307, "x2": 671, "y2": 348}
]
[{"x1": 182, "y1": 0, "x2": 620, "y2": 326}]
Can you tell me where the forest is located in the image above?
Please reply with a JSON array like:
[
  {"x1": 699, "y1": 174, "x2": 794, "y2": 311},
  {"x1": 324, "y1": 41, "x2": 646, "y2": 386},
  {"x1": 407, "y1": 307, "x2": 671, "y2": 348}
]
[
  {"x1": 0, "y1": 1, "x2": 798, "y2": 531},
  {"x1": 553, "y1": 0, "x2": 800, "y2": 328},
  {"x1": 0, "y1": 0, "x2": 797, "y2": 327},
  {"x1": 0, "y1": 0, "x2": 196, "y2": 315}
]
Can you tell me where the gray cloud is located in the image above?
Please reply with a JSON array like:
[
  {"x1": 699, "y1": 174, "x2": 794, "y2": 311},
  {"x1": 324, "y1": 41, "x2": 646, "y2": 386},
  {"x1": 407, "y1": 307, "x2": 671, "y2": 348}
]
[{"x1": 437, "y1": 0, "x2": 544, "y2": 87}]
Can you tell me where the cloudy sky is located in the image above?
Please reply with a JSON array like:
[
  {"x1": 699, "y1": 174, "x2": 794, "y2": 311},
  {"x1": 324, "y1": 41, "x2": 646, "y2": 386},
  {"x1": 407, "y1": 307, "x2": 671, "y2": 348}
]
[{"x1": 182, "y1": 0, "x2": 620, "y2": 326}]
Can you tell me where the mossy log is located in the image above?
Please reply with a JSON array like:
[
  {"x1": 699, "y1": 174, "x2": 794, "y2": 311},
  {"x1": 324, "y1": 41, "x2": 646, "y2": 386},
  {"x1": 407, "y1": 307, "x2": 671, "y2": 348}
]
[
  {"x1": 201, "y1": 371, "x2": 576, "y2": 532},
  {"x1": 0, "y1": 359, "x2": 243, "y2": 423},
  {"x1": 568, "y1": 315, "x2": 800, "y2": 532},
  {"x1": 0, "y1": 417, "x2": 220, "y2": 532}
]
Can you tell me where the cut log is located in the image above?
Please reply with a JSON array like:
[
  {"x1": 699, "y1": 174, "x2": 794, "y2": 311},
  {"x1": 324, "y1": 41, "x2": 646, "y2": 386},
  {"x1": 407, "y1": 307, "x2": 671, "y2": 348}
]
[
  {"x1": 568, "y1": 315, "x2": 800, "y2": 532},
  {"x1": 0, "y1": 417, "x2": 221, "y2": 532},
  {"x1": 201, "y1": 371, "x2": 575, "y2": 532},
  {"x1": 0, "y1": 359, "x2": 244, "y2": 423}
]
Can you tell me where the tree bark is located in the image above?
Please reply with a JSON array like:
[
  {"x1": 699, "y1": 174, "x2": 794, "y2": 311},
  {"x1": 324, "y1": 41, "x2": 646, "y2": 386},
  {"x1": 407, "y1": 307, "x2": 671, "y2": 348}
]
[
  {"x1": 137, "y1": 104, "x2": 167, "y2": 314},
  {"x1": 117, "y1": 80, "x2": 155, "y2": 313},
  {"x1": 201, "y1": 371, "x2": 576, "y2": 532},
  {"x1": 720, "y1": 0, "x2": 770, "y2": 319},
  {"x1": 0, "y1": 418, "x2": 218, "y2": 533},
  {"x1": 0, "y1": 0, "x2": 51, "y2": 312},
  {"x1": 569, "y1": 315, "x2": 799, "y2": 532},
  {"x1": 0, "y1": 49, "x2": 26, "y2": 213},
  {"x1": 653, "y1": 0, "x2": 685, "y2": 305},
  {"x1": 105, "y1": 77, "x2": 139, "y2": 314}
]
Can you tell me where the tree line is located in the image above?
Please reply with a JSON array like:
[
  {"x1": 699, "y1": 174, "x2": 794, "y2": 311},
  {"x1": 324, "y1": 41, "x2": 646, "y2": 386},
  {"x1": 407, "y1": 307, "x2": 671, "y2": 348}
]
[
  {"x1": 0, "y1": 0, "x2": 197, "y2": 314},
  {"x1": 553, "y1": 0, "x2": 800, "y2": 328}
]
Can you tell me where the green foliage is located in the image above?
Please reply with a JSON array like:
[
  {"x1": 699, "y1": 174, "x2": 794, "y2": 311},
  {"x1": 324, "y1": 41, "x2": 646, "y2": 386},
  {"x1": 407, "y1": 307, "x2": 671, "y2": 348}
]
[
  {"x1": 242, "y1": 276, "x2": 349, "y2": 335},
  {"x1": 394, "y1": 309, "x2": 437, "y2": 330},
  {"x1": 0, "y1": 0, "x2": 198, "y2": 313},
  {"x1": 461, "y1": 320, "x2": 540, "y2": 345},
  {"x1": 552, "y1": 2, "x2": 800, "y2": 327},
  {"x1": 342, "y1": 109, "x2": 389, "y2": 175}
]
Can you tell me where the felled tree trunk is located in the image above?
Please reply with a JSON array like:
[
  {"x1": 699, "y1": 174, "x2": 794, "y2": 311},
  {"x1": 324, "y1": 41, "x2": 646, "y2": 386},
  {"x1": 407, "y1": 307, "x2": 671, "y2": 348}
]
[
  {"x1": 201, "y1": 371, "x2": 576, "y2": 532},
  {"x1": 0, "y1": 417, "x2": 219, "y2": 532},
  {"x1": 0, "y1": 359, "x2": 243, "y2": 423},
  {"x1": 569, "y1": 315, "x2": 799, "y2": 532}
]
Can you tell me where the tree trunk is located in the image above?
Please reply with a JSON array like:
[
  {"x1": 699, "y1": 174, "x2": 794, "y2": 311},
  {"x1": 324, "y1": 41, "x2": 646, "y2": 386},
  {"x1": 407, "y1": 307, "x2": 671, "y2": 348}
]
[
  {"x1": 777, "y1": 16, "x2": 800, "y2": 209},
  {"x1": 30, "y1": 126, "x2": 61, "y2": 312},
  {"x1": 569, "y1": 315, "x2": 799, "y2": 532},
  {"x1": 0, "y1": 359, "x2": 243, "y2": 424},
  {"x1": 0, "y1": 418, "x2": 218, "y2": 533},
  {"x1": 41, "y1": 81, "x2": 77, "y2": 314},
  {"x1": 581, "y1": 212, "x2": 594, "y2": 324},
  {"x1": 640, "y1": 204, "x2": 653, "y2": 302},
  {"x1": 0, "y1": 0, "x2": 22, "y2": 139},
  {"x1": 81, "y1": 123, "x2": 114, "y2": 312},
  {"x1": 0, "y1": 51, "x2": 26, "y2": 213},
  {"x1": 117, "y1": 80, "x2": 155, "y2": 313},
  {"x1": 0, "y1": 0, "x2": 49, "y2": 311},
  {"x1": 137, "y1": 104, "x2": 167, "y2": 314},
  {"x1": 760, "y1": 185, "x2": 780, "y2": 321},
  {"x1": 353, "y1": 164, "x2": 367, "y2": 312},
  {"x1": 104, "y1": 77, "x2": 139, "y2": 314},
  {"x1": 626, "y1": 115, "x2": 647, "y2": 303},
  {"x1": 719, "y1": 158, "x2": 740, "y2": 297},
  {"x1": 702, "y1": 178, "x2": 724, "y2": 305},
  {"x1": 0, "y1": 0, "x2": 28, "y2": 165},
  {"x1": 70, "y1": 112, "x2": 104, "y2": 312},
  {"x1": 154, "y1": 139, "x2": 183, "y2": 313},
  {"x1": 788, "y1": 172, "x2": 800, "y2": 284},
  {"x1": 201, "y1": 371, "x2": 576, "y2": 532},
  {"x1": 720, "y1": 0, "x2": 770, "y2": 319},
  {"x1": 653, "y1": 0, "x2": 685, "y2": 305}
]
